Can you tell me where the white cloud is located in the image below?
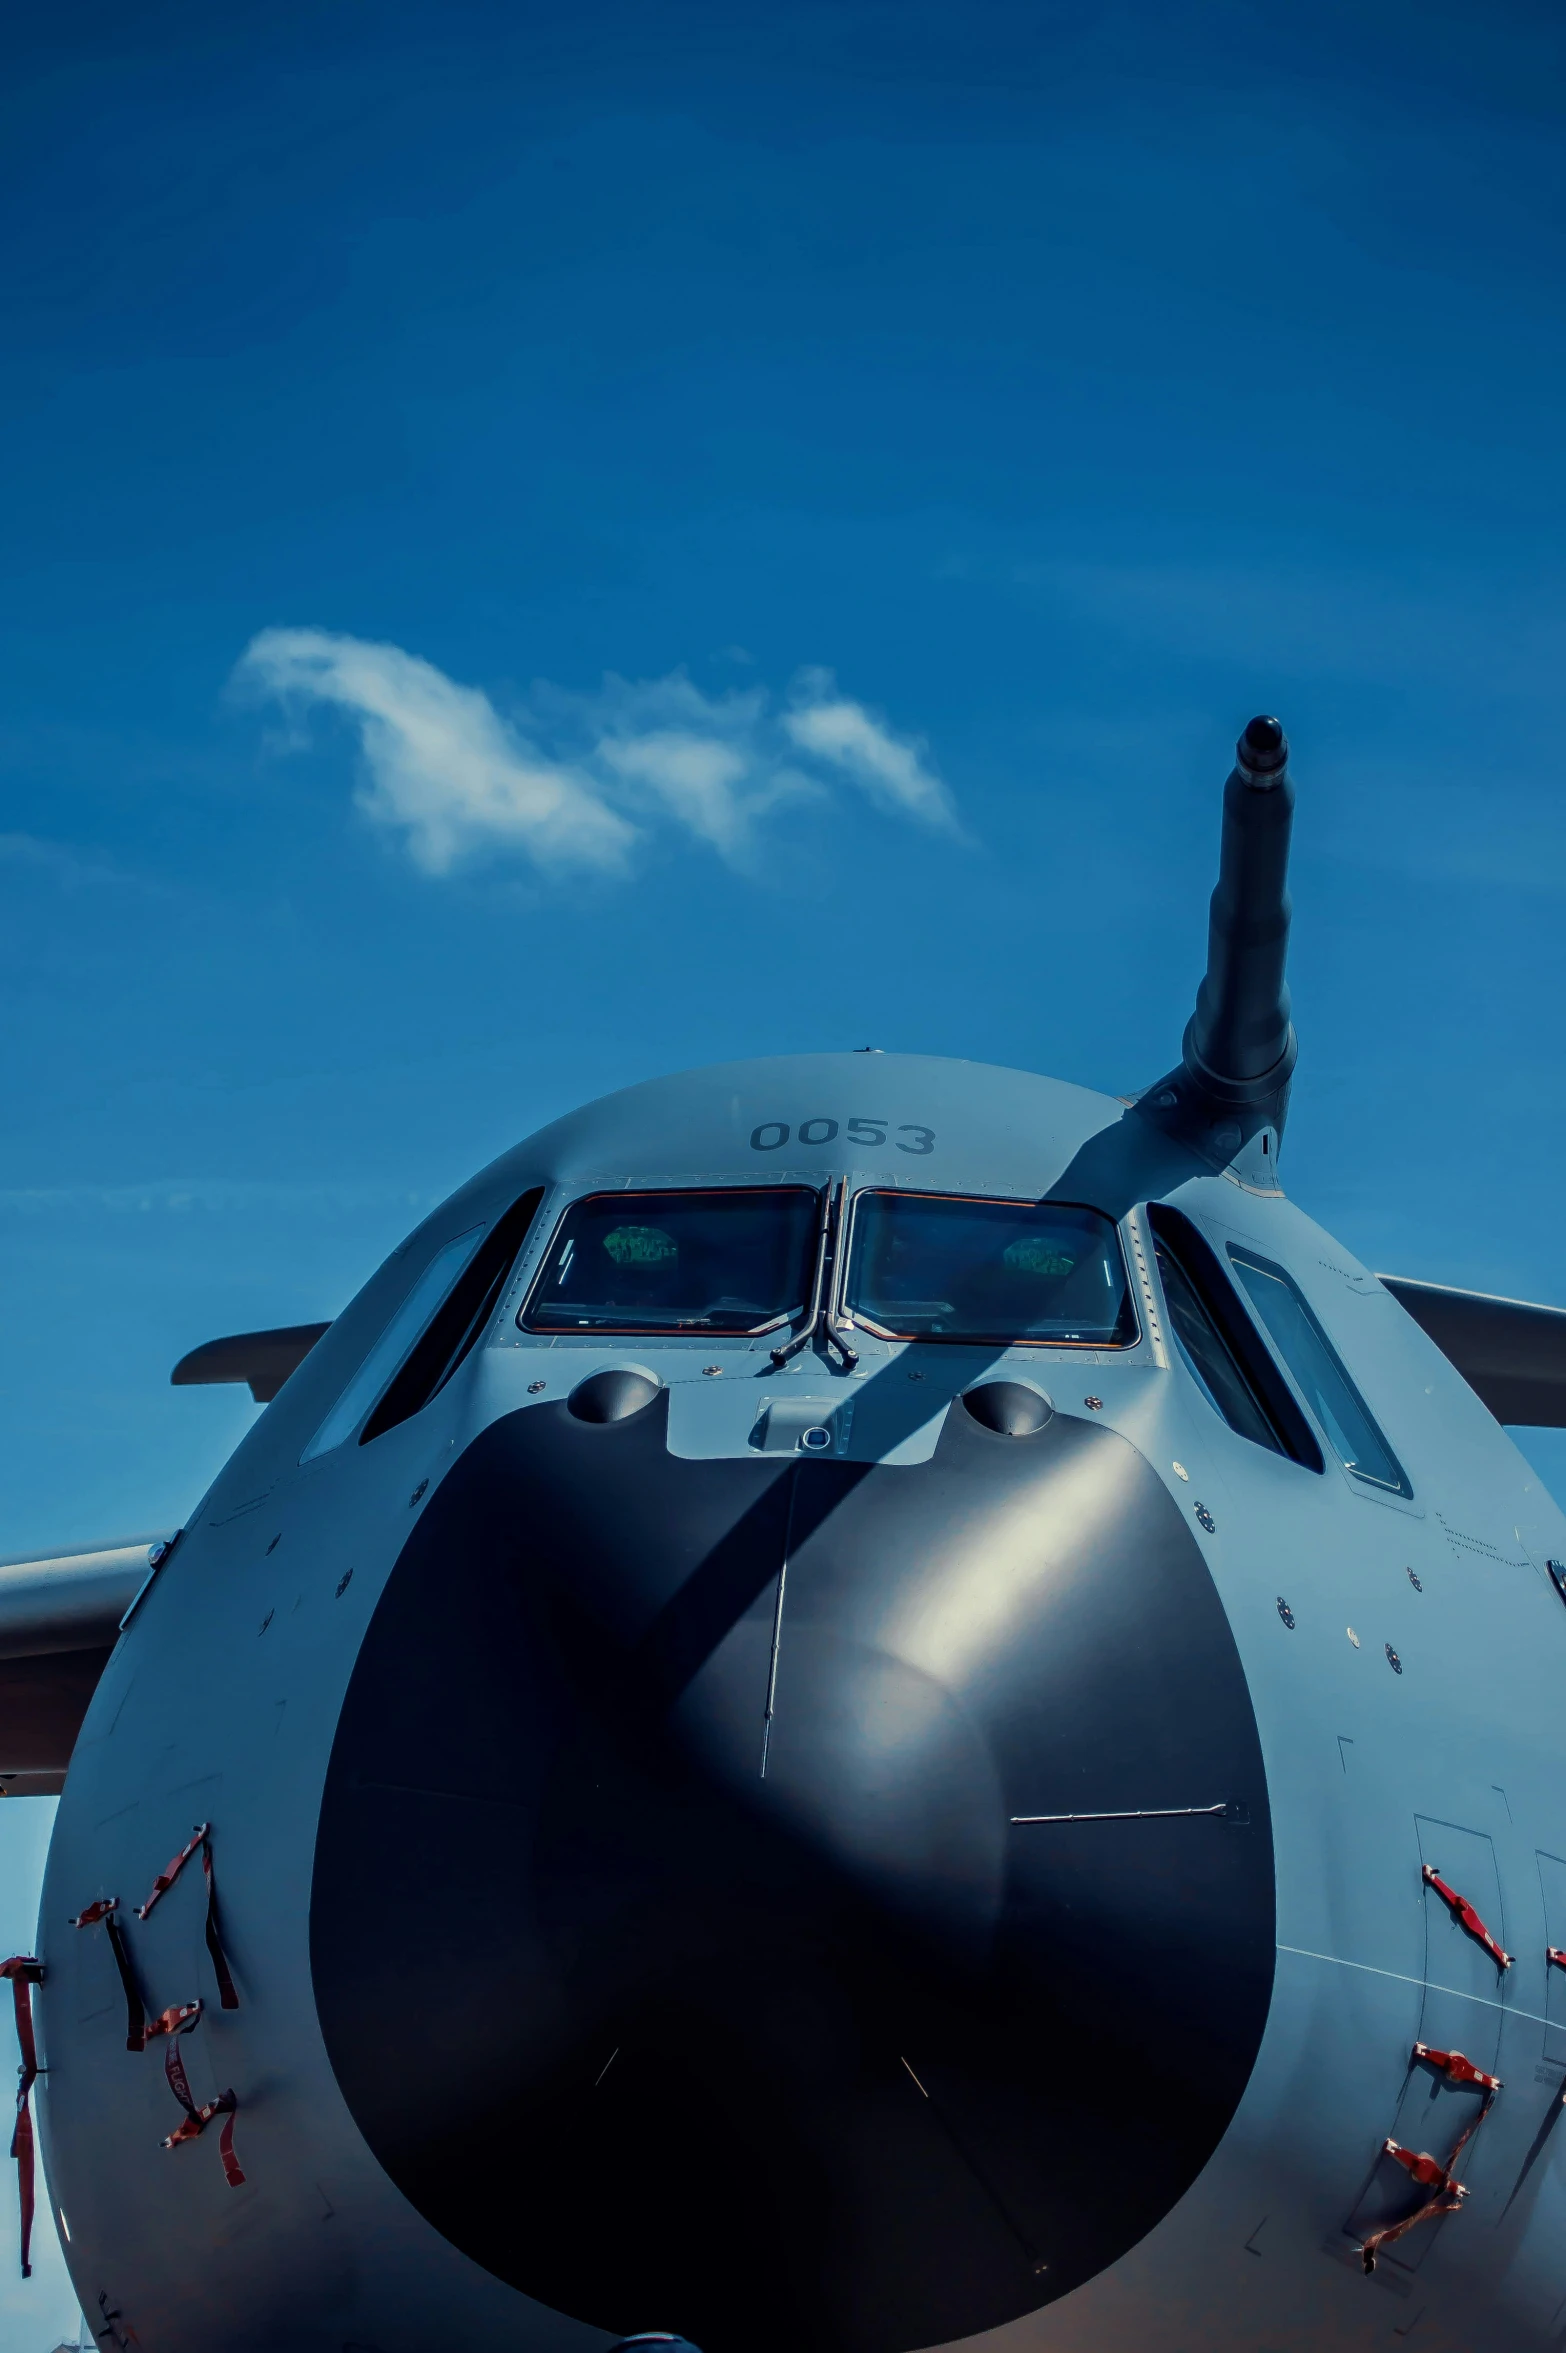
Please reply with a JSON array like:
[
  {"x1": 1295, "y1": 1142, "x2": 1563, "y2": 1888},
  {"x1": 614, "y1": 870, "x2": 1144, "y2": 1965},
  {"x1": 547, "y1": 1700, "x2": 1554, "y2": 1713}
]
[
  {"x1": 235, "y1": 629, "x2": 635, "y2": 876},
  {"x1": 784, "y1": 667, "x2": 956, "y2": 829},
  {"x1": 582, "y1": 668, "x2": 826, "y2": 860},
  {"x1": 234, "y1": 629, "x2": 959, "y2": 878},
  {"x1": 598, "y1": 733, "x2": 754, "y2": 856}
]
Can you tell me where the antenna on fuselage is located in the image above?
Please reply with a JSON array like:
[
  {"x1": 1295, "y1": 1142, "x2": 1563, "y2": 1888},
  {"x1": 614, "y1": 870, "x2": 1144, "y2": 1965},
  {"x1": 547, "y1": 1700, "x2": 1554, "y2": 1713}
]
[{"x1": 1137, "y1": 713, "x2": 1298, "y2": 1170}]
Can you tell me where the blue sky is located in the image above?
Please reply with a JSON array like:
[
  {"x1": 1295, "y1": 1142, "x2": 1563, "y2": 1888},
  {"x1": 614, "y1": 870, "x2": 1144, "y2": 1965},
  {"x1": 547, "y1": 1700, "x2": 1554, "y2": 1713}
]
[{"x1": 5, "y1": 0, "x2": 1566, "y2": 2333}]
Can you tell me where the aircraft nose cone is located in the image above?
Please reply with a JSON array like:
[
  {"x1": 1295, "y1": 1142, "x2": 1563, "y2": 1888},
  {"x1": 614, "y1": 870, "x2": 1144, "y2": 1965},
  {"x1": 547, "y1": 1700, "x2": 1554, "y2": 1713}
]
[{"x1": 314, "y1": 1388, "x2": 1274, "y2": 2353}]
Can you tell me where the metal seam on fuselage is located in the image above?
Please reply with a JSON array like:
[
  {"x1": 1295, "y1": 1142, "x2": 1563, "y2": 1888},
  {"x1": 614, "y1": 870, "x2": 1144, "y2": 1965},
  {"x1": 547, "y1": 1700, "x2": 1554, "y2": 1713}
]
[
  {"x1": 759, "y1": 1462, "x2": 799, "y2": 1779},
  {"x1": 1277, "y1": 1943, "x2": 1548, "y2": 2028}
]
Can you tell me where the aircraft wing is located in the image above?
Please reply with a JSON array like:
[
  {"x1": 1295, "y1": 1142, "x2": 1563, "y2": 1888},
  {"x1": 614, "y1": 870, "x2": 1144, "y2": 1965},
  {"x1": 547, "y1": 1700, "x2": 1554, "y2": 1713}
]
[
  {"x1": 0, "y1": 1538, "x2": 174, "y2": 1795},
  {"x1": 0, "y1": 1323, "x2": 329, "y2": 1797},
  {"x1": 171, "y1": 1320, "x2": 331, "y2": 1403},
  {"x1": 1379, "y1": 1274, "x2": 1566, "y2": 1427}
]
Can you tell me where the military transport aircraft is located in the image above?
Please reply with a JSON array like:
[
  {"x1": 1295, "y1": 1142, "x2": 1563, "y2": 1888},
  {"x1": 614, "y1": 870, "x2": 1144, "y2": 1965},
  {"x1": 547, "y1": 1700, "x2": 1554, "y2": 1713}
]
[{"x1": 3, "y1": 715, "x2": 1566, "y2": 2353}]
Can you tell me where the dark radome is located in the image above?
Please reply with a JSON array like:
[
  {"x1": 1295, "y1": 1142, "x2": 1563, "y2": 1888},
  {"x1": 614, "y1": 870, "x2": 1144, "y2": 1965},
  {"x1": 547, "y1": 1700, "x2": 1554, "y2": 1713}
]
[{"x1": 313, "y1": 1393, "x2": 1275, "y2": 2353}]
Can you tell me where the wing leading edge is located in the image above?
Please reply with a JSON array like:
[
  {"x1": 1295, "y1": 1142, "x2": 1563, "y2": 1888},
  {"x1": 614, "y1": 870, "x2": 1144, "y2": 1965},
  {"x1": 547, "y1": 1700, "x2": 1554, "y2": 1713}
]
[
  {"x1": 0, "y1": 1324, "x2": 330, "y2": 1796},
  {"x1": 1380, "y1": 1274, "x2": 1566, "y2": 1428},
  {"x1": 172, "y1": 1322, "x2": 330, "y2": 1404},
  {"x1": 0, "y1": 1539, "x2": 173, "y2": 1795}
]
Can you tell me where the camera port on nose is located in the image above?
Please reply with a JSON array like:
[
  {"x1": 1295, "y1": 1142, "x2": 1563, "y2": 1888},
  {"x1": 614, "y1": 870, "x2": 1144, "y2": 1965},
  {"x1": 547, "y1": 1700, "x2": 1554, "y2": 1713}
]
[{"x1": 750, "y1": 1397, "x2": 845, "y2": 1454}]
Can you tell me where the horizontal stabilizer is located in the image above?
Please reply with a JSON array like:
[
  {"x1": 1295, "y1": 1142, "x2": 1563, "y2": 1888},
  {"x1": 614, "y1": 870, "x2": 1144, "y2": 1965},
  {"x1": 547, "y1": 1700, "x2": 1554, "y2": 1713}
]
[
  {"x1": 172, "y1": 1321, "x2": 330, "y2": 1403},
  {"x1": 1380, "y1": 1275, "x2": 1566, "y2": 1428},
  {"x1": 0, "y1": 1537, "x2": 174, "y2": 1794}
]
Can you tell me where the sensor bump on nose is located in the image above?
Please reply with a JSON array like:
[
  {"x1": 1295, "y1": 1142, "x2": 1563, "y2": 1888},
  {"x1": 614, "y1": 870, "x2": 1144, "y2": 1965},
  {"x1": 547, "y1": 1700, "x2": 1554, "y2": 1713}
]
[
  {"x1": 568, "y1": 1368, "x2": 663, "y2": 1424},
  {"x1": 961, "y1": 1380, "x2": 1053, "y2": 1436}
]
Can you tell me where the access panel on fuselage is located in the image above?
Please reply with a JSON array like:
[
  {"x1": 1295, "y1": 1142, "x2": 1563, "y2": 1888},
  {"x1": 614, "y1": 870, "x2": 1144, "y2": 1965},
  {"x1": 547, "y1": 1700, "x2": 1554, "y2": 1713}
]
[{"x1": 1537, "y1": 1851, "x2": 1566, "y2": 2066}]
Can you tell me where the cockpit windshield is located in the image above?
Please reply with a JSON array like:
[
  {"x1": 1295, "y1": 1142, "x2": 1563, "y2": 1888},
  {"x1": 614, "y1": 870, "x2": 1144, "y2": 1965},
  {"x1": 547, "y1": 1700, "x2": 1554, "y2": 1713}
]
[
  {"x1": 843, "y1": 1192, "x2": 1137, "y2": 1346},
  {"x1": 520, "y1": 1187, "x2": 819, "y2": 1335}
]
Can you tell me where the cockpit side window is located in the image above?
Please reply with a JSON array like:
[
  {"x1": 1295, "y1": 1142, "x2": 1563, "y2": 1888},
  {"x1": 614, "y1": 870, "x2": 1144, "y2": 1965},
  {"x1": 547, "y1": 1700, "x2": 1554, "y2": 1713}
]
[
  {"x1": 1146, "y1": 1205, "x2": 1323, "y2": 1471},
  {"x1": 359, "y1": 1186, "x2": 545, "y2": 1445},
  {"x1": 302, "y1": 1226, "x2": 485, "y2": 1463},
  {"x1": 300, "y1": 1188, "x2": 544, "y2": 1463},
  {"x1": 1227, "y1": 1245, "x2": 1412, "y2": 1496}
]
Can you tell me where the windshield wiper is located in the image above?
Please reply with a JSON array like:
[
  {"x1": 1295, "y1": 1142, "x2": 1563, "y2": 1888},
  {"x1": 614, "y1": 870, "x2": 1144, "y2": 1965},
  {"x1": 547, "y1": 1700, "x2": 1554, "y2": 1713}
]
[
  {"x1": 772, "y1": 1181, "x2": 857, "y2": 1370},
  {"x1": 537, "y1": 1304, "x2": 801, "y2": 1336}
]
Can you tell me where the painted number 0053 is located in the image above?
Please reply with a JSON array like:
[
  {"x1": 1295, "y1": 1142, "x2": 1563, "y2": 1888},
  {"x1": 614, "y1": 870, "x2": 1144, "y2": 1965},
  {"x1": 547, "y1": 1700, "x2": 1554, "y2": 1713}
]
[{"x1": 748, "y1": 1118, "x2": 935, "y2": 1155}]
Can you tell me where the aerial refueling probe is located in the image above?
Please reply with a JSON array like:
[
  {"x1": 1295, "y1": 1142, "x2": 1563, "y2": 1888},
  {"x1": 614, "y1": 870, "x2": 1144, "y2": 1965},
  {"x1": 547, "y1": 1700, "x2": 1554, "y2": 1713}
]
[{"x1": 1138, "y1": 711, "x2": 1298, "y2": 1164}]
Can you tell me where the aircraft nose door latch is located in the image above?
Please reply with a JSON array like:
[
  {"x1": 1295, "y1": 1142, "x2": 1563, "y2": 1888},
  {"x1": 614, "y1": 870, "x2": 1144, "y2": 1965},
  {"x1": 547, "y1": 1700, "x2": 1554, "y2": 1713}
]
[
  {"x1": 65, "y1": 1825, "x2": 246, "y2": 2218},
  {"x1": 0, "y1": 1957, "x2": 43, "y2": 2278},
  {"x1": 1358, "y1": 2044, "x2": 1503, "y2": 2273},
  {"x1": 1411, "y1": 2043, "x2": 1501, "y2": 2093},
  {"x1": 1421, "y1": 1864, "x2": 1513, "y2": 1971},
  {"x1": 136, "y1": 1821, "x2": 240, "y2": 2011},
  {"x1": 69, "y1": 1897, "x2": 147, "y2": 2051}
]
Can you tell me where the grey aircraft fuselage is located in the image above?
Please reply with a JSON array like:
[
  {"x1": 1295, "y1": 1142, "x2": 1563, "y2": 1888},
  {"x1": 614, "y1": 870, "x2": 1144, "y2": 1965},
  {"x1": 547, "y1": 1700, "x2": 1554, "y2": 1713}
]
[
  {"x1": 32, "y1": 1051, "x2": 1566, "y2": 2353},
  {"x1": 19, "y1": 722, "x2": 1566, "y2": 2352}
]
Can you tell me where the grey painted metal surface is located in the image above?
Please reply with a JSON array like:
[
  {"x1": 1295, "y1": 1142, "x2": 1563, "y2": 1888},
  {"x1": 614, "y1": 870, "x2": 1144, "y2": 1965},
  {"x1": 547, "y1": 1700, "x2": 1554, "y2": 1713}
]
[
  {"x1": 27, "y1": 1054, "x2": 1566, "y2": 2351},
  {"x1": 9, "y1": 720, "x2": 1566, "y2": 2350}
]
